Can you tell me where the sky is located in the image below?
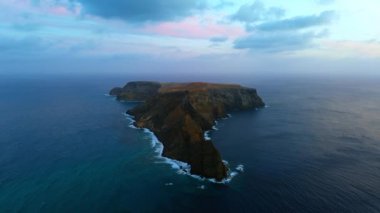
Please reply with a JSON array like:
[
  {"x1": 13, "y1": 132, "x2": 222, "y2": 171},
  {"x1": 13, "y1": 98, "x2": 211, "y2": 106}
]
[{"x1": 1, "y1": 0, "x2": 380, "y2": 77}]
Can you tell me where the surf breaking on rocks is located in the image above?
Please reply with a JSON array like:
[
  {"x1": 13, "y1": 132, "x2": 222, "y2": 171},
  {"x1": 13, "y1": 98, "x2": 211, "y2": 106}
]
[{"x1": 124, "y1": 112, "x2": 244, "y2": 184}]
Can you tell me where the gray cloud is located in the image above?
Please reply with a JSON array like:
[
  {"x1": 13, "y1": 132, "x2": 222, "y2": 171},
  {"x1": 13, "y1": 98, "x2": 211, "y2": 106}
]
[
  {"x1": 255, "y1": 10, "x2": 335, "y2": 31},
  {"x1": 75, "y1": 0, "x2": 205, "y2": 23},
  {"x1": 209, "y1": 36, "x2": 228, "y2": 43},
  {"x1": 0, "y1": 36, "x2": 47, "y2": 53},
  {"x1": 11, "y1": 23, "x2": 41, "y2": 32},
  {"x1": 230, "y1": 1, "x2": 285, "y2": 24},
  {"x1": 0, "y1": 35, "x2": 97, "y2": 60},
  {"x1": 234, "y1": 31, "x2": 324, "y2": 53},
  {"x1": 231, "y1": 2, "x2": 335, "y2": 53}
]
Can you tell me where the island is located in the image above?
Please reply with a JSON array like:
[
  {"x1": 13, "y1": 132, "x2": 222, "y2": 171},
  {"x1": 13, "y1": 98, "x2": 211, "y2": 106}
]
[{"x1": 110, "y1": 81, "x2": 265, "y2": 181}]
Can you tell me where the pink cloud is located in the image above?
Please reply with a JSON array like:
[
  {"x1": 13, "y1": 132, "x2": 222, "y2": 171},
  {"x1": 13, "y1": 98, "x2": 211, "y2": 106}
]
[
  {"x1": 49, "y1": 6, "x2": 70, "y2": 16},
  {"x1": 143, "y1": 16, "x2": 246, "y2": 39}
]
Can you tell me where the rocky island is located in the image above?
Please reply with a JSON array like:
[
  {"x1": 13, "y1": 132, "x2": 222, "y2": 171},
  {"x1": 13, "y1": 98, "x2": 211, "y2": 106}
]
[{"x1": 110, "y1": 81, "x2": 265, "y2": 181}]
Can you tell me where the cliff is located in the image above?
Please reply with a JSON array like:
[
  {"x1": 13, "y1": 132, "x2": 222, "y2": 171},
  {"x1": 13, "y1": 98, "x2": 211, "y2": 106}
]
[
  {"x1": 110, "y1": 81, "x2": 264, "y2": 181},
  {"x1": 110, "y1": 81, "x2": 161, "y2": 101}
]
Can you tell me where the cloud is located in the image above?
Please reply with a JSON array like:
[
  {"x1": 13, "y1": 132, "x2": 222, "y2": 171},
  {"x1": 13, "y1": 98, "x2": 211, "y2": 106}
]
[
  {"x1": 315, "y1": 0, "x2": 335, "y2": 5},
  {"x1": 214, "y1": 0, "x2": 235, "y2": 9},
  {"x1": 0, "y1": 35, "x2": 96, "y2": 59},
  {"x1": 255, "y1": 10, "x2": 335, "y2": 31},
  {"x1": 11, "y1": 23, "x2": 41, "y2": 31},
  {"x1": 75, "y1": 0, "x2": 205, "y2": 23},
  {"x1": 234, "y1": 31, "x2": 323, "y2": 53},
  {"x1": 143, "y1": 16, "x2": 245, "y2": 39},
  {"x1": 230, "y1": 1, "x2": 285, "y2": 24},
  {"x1": 0, "y1": 36, "x2": 47, "y2": 53},
  {"x1": 210, "y1": 36, "x2": 228, "y2": 43},
  {"x1": 231, "y1": 2, "x2": 335, "y2": 53},
  {"x1": 320, "y1": 39, "x2": 380, "y2": 58}
]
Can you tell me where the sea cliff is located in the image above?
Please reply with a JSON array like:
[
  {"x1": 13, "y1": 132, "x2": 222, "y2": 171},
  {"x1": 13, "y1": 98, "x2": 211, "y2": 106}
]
[{"x1": 110, "y1": 81, "x2": 264, "y2": 181}]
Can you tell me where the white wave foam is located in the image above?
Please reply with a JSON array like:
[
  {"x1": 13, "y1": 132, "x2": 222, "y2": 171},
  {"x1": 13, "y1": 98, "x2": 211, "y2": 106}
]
[
  {"x1": 124, "y1": 113, "x2": 139, "y2": 129},
  {"x1": 212, "y1": 120, "x2": 219, "y2": 130},
  {"x1": 197, "y1": 185, "x2": 206, "y2": 190},
  {"x1": 223, "y1": 114, "x2": 232, "y2": 120},
  {"x1": 124, "y1": 112, "x2": 241, "y2": 184},
  {"x1": 203, "y1": 120, "x2": 220, "y2": 140},
  {"x1": 223, "y1": 160, "x2": 229, "y2": 166},
  {"x1": 236, "y1": 164, "x2": 244, "y2": 172},
  {"x1": 204, "y1": 131, "x2": 211, "y2": 140}
]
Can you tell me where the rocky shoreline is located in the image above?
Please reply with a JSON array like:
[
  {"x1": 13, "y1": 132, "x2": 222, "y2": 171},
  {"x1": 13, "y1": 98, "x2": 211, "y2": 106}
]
[{"x1": 110, "y1": 81, "x2": 264, "y2": 181}]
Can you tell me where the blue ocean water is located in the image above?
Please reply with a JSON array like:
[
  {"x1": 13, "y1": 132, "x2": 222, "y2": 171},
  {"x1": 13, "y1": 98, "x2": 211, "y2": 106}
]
[{"x1": 0, "y1": 74, "x2": 380, "y2": 212}]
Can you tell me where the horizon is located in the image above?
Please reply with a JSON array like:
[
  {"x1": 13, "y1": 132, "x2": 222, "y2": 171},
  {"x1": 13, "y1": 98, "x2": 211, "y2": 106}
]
[{"x1": 1, "y1": 1, "x2": 380, "y2": 212}]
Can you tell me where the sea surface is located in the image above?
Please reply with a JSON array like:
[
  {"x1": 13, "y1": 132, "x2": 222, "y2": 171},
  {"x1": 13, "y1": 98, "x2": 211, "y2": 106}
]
[{"x1": 1, "y1": 73, "x2": 380, "y2": 212}]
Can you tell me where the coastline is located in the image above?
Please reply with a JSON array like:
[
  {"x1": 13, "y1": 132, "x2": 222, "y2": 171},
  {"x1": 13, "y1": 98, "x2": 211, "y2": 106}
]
[
  {"x1": 124, "y1": 112, "x2": 244, "y2": 184},
  {"x1": 110, "y1": 81, "x2": 265, "y2": 181}
]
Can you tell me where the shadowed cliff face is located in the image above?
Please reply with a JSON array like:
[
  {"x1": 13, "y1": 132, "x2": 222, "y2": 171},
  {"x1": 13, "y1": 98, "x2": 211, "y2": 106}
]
[
  {"x1": 110, "y1": 81, "x2": 161, "y2": 101},
  {"x1": 110, "y1": 82, "x2": 264, "y2": 181}
]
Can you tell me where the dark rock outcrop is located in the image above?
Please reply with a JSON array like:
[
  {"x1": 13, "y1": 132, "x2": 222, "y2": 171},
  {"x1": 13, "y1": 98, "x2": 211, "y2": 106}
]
[
  {"x1": 110, "y1": 81, "x2": 161, "y2": 101},
  {"x1": 110, "y1": 82, "x2": 264, "y2": 181}
]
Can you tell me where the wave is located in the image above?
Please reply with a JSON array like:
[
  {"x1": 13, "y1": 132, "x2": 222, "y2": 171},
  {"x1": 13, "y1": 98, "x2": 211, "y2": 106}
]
[
  {"x1": 236, "y1": 164, "x2": 244, "y2": 172},
  {"x1": 203, "y1": 119, "x2": 221, "y2": 140},
  {"x1": 124, "y1": 113, "x2": 139, "y2": 129},
  {"x1": 197, "y1": 185, "x2": 206, "y2": 190},
  {"x1": 124, "y1": 112, "x2": 242, "y2": 184},
  {"x1": 212, "y1": 120, "x2": 219, "y2": 130},
  {"x1": 203, "y1": 131, "x2": 211, "y2": 140},
  {"x1": 223, "y1": 114, "x2": 232, "y2": 120}
]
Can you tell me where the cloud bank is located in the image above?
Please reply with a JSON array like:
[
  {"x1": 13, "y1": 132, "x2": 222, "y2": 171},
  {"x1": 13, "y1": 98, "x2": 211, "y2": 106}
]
[
  {"x1": 234, "y1": 31, "x2": 323, "y2": 53},
  {"x1": 76, "y1": 0, "x2": 205, "y2": 23},
  {"x1": 230, "y1": 1, "x2": 285, "y2": 24},
  {"x1": 230, "y1": 1, "x2": 335, "y2": 53},
  {"x1": 255, "y1": 10, "x2": 335, "y2": 32}
]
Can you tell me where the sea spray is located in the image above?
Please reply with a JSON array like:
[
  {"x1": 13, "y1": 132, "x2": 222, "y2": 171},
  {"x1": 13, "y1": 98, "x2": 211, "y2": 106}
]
[{"x1": 124, "y1": 112, "x2": 243, "y2": 184}]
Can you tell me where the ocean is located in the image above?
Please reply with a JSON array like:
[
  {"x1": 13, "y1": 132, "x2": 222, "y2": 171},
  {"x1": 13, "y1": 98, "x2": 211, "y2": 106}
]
[{"x1": 0, "y1": 73, "x2": 380, "y2": 212}]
